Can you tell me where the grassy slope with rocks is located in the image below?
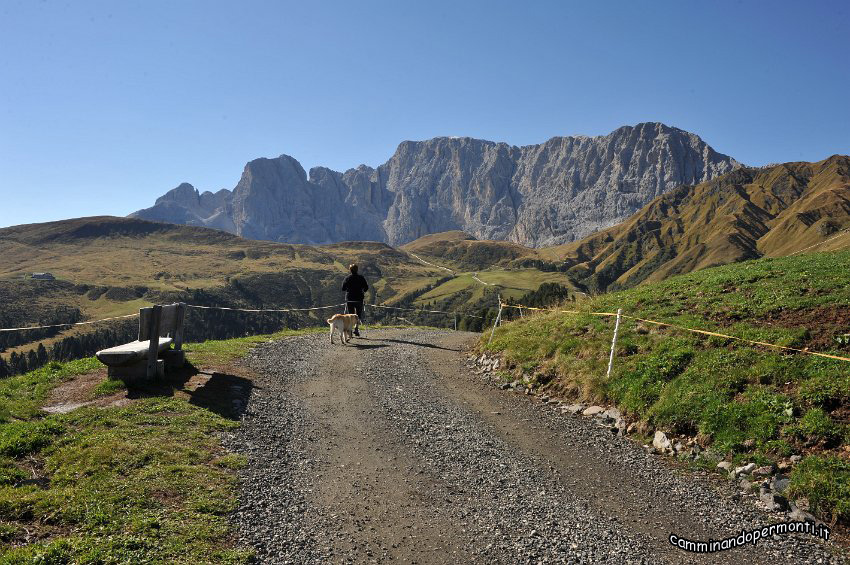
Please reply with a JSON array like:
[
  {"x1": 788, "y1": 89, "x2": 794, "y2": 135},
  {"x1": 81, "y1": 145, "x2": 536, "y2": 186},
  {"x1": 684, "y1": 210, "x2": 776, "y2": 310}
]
[
  {"x1": 401, "y1": 230, "x2": 543, "y2": 271},
  {"x1": 0, "y1": 328, "x2": 323, "y2": 562},
  {"x1": 484, "y1": 250, "x2": 850, "y2": 524},
  {"x1": 413, "y1": 269, "x2": 577, "y2": 306}
]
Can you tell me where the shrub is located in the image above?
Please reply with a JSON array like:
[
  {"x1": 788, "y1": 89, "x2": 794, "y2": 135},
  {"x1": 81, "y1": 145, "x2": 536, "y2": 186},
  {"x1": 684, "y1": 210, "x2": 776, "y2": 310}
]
[
  {"x1": 788, "y1": 456, "x2": 850, "y2": 523},
  {"x1": 800, "y1": 374, "x2": 849, "y2": 410},
  {"x1": 787, "y1": 408, "x2": 845, "y2": 446},
  {"x1": 647, "y1": 373, "x2": 728, "y2": 435},
  {"x1": 0, "y1": 457, "x2": 27, "y2": 486},
  {"x1": 92, "y1": 378, "x2": 127, "y2": 397},
  {"x1": 700, "y1": 388, "x2": 792, "y2": 451},
  {"x1": 608, "y1": 342, "x2": 693, "y2": 417}
]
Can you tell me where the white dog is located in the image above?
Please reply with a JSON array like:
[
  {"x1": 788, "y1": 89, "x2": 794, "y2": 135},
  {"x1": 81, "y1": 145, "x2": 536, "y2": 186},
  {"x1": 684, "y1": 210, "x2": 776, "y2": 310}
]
[{"x1": 327, "y1": 313, "x2": 360, "y2": 345}]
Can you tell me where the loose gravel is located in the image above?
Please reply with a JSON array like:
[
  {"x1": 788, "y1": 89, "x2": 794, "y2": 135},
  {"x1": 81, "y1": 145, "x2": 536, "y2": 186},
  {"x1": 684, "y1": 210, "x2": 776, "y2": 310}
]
[{"x1": 223, "y1": 329, "x2": 845, "y2": 564}]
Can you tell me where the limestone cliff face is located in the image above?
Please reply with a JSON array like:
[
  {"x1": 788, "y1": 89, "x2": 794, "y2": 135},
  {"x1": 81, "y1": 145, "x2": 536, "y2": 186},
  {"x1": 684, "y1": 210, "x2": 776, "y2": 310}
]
[
  {"x1": 379, "y1": 137, "x2": 522, "y2": 244},
  {"x1": 507, "y1": 123, "x2": 740, "y2": 246},
  {"x1": 131, "y1": 122, "x2": 739, "y2": 246}
]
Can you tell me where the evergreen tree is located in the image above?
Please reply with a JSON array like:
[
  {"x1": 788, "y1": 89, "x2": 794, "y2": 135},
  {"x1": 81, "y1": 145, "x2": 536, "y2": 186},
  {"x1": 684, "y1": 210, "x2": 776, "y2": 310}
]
[
  {"x1": 27, "y1": 350, "x2": 38, "y2": 371},
  {"x1": 37, "y1": 343, "x2": 48, "y2": 364},
  {"x1": 11, "y1": 352, "x2": 27, "y2": 375}
]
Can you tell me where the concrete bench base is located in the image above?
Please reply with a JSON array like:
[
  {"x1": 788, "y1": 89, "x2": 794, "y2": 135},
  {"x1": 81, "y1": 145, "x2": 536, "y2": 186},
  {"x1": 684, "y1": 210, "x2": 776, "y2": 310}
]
[
  {"x1": 162, "y1": 349, "x2": 185, "y2": 369},
  {"x1": 101, "y1": 348, "x2": 185, "y2": 384},
  {"x1": 108, "y1": 359, "x2": 165, "y2": 382}
]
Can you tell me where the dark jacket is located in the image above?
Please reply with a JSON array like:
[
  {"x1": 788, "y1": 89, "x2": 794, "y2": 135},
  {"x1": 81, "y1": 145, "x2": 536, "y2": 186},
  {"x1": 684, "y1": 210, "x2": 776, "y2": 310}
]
[{"x1": 342, "y1": 273, "x2": 369, "y2": 302}]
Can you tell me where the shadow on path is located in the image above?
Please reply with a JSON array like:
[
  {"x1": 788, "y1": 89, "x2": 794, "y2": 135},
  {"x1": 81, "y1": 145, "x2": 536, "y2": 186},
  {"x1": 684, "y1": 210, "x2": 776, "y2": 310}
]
[
  {"x1": 351, "y1": 343, "x2": 389, "y2": 350},
  {"x1": 124, "y1": 362, "x2": 253, "y2": 420},
  {"x1": 378, "y1": 338, "x2": 460, "y2": 352}
]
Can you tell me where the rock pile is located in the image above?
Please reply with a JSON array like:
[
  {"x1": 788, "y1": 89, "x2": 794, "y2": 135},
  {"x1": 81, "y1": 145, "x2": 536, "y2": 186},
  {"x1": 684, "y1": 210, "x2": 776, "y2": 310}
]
[{"x1": 715, "y1": 459, "x2": 820, "y2": 523}]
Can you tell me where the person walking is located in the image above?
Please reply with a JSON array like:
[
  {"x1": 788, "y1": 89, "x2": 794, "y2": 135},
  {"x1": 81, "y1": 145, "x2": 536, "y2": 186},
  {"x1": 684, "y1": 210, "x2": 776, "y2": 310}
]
[{"x1": 341, "y1": 263, "x2": 369, "y2": 336}]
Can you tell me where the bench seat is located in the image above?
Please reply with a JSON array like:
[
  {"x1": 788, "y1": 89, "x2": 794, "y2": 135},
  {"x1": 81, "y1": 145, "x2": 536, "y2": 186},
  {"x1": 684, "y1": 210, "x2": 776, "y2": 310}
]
[
  {"x1": 95, "y1": 302, "x2": 186, "y2": 382},
  {"x1": 96, "y1": 337, "x2": 173, "y2": 367}
]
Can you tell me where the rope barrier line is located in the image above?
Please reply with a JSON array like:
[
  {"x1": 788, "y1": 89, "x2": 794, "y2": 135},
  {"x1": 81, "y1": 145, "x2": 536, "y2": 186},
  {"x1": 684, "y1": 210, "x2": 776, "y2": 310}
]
[
  {"x1": 621, "y1": 315, "x2": 850, "y2": 363},
  {"x1": 190, "y1": 302, "x2": 485, "y2": 319},
  {"x1": 0, "y1": 300, "x2": 485, "y2": 333},
  {"x1": 191, "y1": 302, "x2": 485, "y2": 319},
  {"x1": 501, "y1": 303, "x2": 618, "y2": 317},
  {"x1": 185, "y1": 303, "x2": 347, "y2": 313},
  {"x1": 5, "y1": 297, "x2": 847, "y2": 364},
  {"x1": 0, "y1": 312, "x2": 140, "y2": 333},
  {"x1": 500, "y1": 302, "x2": 850, "y2": 364},
  {"x1": 367, "y1": 303, "x2": 484, "y2": 319},
  {"x1": 7, "y1": 298, "x2": 846, "y2": 362}
]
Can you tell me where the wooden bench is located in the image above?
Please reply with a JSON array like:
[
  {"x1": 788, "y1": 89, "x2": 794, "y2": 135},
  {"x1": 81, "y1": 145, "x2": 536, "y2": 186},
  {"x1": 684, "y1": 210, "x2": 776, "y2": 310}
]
[{"x1": 96, "y1": 303, "x2": 186, "y2": 382}]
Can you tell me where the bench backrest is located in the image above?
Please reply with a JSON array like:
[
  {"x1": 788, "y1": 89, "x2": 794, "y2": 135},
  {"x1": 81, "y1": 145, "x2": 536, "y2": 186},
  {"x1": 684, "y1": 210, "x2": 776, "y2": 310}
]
[{"x1": 139, "y1": 303, "x2": 186, "y2": 349}]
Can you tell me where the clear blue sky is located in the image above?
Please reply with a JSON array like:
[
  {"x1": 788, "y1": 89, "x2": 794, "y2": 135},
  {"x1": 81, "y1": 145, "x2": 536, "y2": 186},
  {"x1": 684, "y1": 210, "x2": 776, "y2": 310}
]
[{"x1": 1, "y1": 0, "x2": 848, "y2": 228}]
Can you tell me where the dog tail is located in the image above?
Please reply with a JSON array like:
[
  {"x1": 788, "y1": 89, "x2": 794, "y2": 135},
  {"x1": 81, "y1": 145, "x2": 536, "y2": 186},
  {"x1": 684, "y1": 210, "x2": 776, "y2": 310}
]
[{"x1": 326, "y1": 318, "x2": 333, "y2": 324}]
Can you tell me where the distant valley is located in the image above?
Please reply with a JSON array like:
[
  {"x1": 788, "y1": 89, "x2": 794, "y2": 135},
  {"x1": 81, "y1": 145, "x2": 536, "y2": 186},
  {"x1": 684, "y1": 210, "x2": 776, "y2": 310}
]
[
  {"x1": 5, "y1": 149, "x2": 850, "y2": 343},
  {"x1": 0, "y1": 217, "x2": 577, "y2": 362},
  {"x1": 3, "y1": 152, "x2": 849, "y2": 371}
]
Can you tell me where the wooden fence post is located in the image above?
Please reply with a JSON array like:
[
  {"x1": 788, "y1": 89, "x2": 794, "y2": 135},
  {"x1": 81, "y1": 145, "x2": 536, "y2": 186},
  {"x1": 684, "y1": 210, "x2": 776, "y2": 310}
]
[
  {"x1": 606, "y1": 308, "x2": 622, "y2": 379},
  {"x1": 488, "y1": 296, "x2": 503, "y2": 345},
  {"x1": 146, "y1": 305, "x2": 162, "y2": 380},
  {"x1": 174, "y1": 302, "x2": 186, "y2": 351}
]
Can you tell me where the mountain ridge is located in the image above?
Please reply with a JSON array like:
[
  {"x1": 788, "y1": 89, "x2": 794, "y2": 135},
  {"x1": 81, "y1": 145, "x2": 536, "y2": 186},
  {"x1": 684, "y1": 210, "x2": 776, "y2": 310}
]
[
  {"x1": 132, "y1": 122, "x2": 740, "y2": 247},
  {"x1": 554, "y1": 154, "x2": 850, "y2": 292}
]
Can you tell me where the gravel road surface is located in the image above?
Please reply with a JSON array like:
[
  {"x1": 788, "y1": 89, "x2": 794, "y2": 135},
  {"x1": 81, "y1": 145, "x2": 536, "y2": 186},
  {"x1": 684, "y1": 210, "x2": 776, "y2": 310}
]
[{"x1": 223, "y1": 329, "x2": 844, "y2": 564}]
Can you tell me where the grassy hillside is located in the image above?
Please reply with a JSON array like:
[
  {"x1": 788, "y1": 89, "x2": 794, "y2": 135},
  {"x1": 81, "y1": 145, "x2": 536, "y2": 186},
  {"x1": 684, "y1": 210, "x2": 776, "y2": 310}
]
[
  {"x1": 0, "y1": 218, "x2": 576, "y2": 323},
  {"x1": 413, "y1": 269, "x2": 576, "y2": 306},
  {"x1": 0, "y1": 217, "x2": 453, "y2": 357},
  {"x1": 553, "y1": 155, "x2": 850, "y2": 292},
  {"x1": 0, "y1": 328, "x2": 330, "y2": 561},
  {"x1": 0, "y1": 217, "x2": 437, "y2": 295},
  {"x1": 400, "y1": 230, "x2": 476, "y2": 254},
  {"x1": 401, "y1": 231, "x2": 543, "y2": 271},
  {"x1": 398, "y1": 231, "x2": 581, "y2": 316},
  {"x1": 0, "y1": 217, "x2": 585, "y2": 366},
  {"x1": 484, "y1": 251, "x2": 850, "y2": 522}
]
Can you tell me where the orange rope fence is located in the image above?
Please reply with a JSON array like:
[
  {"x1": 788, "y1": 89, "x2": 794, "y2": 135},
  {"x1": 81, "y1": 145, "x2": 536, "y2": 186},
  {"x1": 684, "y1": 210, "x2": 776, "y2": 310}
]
[{"x1": 499, "y1": 302, "x2": 850, "y2": 363}]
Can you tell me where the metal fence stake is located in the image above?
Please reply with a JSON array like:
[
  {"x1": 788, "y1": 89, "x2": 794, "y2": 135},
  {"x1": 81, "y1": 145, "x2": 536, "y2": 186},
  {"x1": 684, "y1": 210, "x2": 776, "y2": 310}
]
[
  {"x1": 606, "y1": 308, "x2": 622, "y2": 379},
  {"x1": 488, "y1": 296, "x2": 503, "y2": 345}
]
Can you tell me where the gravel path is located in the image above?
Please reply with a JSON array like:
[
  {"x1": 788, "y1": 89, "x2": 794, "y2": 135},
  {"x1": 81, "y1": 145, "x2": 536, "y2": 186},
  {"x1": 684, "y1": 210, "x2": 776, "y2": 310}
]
[{"x1": 223, "y1": 329, "x2": 845, "y2": 563}]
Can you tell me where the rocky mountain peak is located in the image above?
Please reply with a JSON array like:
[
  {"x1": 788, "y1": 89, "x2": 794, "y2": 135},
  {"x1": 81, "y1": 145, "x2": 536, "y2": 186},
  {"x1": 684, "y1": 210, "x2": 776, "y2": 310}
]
[
  {"x1": 132, "y1": 123, "x2": 740, "y2": 247},
  {"x1": 155, "y1": 182, "x2": 199, "y2": 206}
]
